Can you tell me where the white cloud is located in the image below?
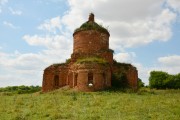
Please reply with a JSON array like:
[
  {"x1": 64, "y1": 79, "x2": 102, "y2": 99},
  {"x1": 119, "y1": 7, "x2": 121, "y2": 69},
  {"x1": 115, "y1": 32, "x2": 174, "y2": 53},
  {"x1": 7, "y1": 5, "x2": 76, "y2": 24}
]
[
  {"x1": 0, "y1": 51, "x2": 44, "y2": 87},
  {"x1": 157, "y1": 55, "x2": 180, "y2": 74},
  {"x1": 134, "y1": 63, "x2": 151, "y2": 85},
  {"x1": 23, "y1": 34, "x2": 72, "y2": 51},
  {"x1": 167, "y1": 0, "x2": 180, "y2": 12},
  {"x1": 3, "y1": 21, "x2": 18, "y2": 29},
  {"x1": 108, "y1": 8, "x2": 176, "y2": 49},
  {"x1": 38, "y1": 16, "x2": 62, "y2": 34},
  {"x1": 0, "y1": 49, "x2": 71, "y2": 87},
  {"x1": 58, "y1": 0, "x2": 177, "y2": 50},
  {"x1": 114, "y1": 52, "x2": 136, "y2": 63},
  {"x1": 9, "y1": 7, "x2": 22, "y2": 15},
  {"x1": 158, "y1": 55, "x2": 180, "y2": 66}
]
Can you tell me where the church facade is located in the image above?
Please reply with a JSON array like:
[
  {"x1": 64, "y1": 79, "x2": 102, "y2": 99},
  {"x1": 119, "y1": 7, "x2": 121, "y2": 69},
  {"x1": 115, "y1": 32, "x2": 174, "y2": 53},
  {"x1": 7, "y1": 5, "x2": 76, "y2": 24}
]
[{"x1": 42, "y1": 14, "x2": 138, "y2": 92}]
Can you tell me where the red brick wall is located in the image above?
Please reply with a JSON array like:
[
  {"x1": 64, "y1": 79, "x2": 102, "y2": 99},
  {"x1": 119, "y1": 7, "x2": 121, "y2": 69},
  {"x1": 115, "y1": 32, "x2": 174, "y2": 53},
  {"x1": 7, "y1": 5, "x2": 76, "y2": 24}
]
[
  {"x1": 42, "y1": 68, "x2": 54, "y2": 92},
  {"x1": 126, "y1": 68, "x2": 138, "y2": 90},
  {"x1": 70, "y1": 63, "x2": 111, "y2": 92},
  {"x1": 113, "y1": 63, "x2": 138, "y2": 90},
  {"x1": 73, "y1": 30, "x2": 109, "y2": 53},
  {"x1": 42, "y1": 64, "x2": 68, "y2": 92}
]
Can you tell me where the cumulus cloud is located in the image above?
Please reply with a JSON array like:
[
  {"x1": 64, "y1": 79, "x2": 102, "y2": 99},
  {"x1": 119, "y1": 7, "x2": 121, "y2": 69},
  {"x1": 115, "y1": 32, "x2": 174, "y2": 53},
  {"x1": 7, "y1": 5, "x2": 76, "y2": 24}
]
[
  {"x1": 167, "y1": 0, "x2": 180, "y2": 12},
  {"x1": 0, "y1": 51, "x2": 45, "y2": 87},
  {"x1": 114, "y1": 52, "x2": 136, "y2": 63},
  {"x1": 158, "y1": 55, "x2": 180, "y2": 66},
  {"x1": 54, "y1": 0, "x2": 177, "y2": 50},
  {"x1": 38, "y1": 16, "x2": 62, "y2": 34},
  {"x1": 22, "y1": 34, "x2": 73, "y2": 65},
  {"x1": 34, "y1": 0, "x2": 178, "y2": 50},
  {"x1": 23, "y1": 34, "x2": 72, "y2": 51},
  {"x1": 157, "y1": 55, "x2": 180, "y2": 74},
  {"x1": 0, "y1": 49, "x2": 71, "y2": 87},
  {"x1": 111, "y1": 9, "x2": 176, "y2": 48}
]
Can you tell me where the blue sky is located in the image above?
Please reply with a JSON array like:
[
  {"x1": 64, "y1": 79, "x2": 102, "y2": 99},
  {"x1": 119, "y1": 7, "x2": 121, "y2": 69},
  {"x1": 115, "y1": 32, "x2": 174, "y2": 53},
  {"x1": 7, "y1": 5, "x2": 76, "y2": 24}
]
[{"x1": 0, "y1": 0, "x2": 180, "y2": 87}]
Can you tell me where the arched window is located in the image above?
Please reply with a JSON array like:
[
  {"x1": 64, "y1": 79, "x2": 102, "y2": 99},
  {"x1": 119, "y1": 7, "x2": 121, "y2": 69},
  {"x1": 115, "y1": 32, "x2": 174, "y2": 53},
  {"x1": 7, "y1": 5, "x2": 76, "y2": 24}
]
[
  {"x1": 103, "y1": 72, "x2": 106, "y2": 85},
  {"x1": 54, "y1": 75, "x2": 59, "y2": 87},
  {"x1": 88, "y1": 72, "x2": 93, "y2": 84}
]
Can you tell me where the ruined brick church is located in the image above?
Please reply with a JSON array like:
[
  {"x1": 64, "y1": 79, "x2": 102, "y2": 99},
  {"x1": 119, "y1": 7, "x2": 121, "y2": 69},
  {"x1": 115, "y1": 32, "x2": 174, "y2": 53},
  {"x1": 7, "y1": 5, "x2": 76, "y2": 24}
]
[{"x1": 42, "y1": 13, "x2": 138, "y2": 92}]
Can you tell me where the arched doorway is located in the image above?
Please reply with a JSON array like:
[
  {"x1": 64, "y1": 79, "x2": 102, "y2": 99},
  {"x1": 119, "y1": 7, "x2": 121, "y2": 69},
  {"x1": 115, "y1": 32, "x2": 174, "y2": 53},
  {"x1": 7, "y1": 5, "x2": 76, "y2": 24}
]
[
  {"x1": 54, "y1": 75, "x2": 59, "y2": 88},
  {"x1": 103, "y1": 72, "x2": 106, "y2": 86}
]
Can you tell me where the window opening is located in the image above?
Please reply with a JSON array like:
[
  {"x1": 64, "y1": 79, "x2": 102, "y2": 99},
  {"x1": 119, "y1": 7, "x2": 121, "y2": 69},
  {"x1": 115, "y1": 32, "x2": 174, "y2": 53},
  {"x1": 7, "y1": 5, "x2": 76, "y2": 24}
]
[
  {"x1": 54, "y1": 75, "x2": 59, "y2": 87},
  {"x1": 74, "y1": 73, "x2": 78, "y2": 86},
  {"x1": 88, "y1": 72, "x2": 93, "y2": 87}
]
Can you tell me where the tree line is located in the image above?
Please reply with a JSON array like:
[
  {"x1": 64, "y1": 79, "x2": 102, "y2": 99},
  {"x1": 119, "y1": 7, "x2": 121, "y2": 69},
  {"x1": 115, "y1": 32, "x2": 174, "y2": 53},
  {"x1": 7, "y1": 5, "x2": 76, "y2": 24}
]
[
  {"x1": 149, "y1": 71, "x2": 180, "y2": 89},
  {"x1": 0, "y1": 85, "x2": 41, "y2": 94}
]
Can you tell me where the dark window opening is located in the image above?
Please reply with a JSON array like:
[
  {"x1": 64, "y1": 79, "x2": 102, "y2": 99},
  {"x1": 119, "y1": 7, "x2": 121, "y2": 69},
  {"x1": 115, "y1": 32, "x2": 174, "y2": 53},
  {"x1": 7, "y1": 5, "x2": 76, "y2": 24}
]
[
  {"x1": 88, "y1": 72, "x2": 93, "y2": 84},
  {"x1": 103, "y1": 72, "x2": 106, "y2": 85},
  {"x1": 74, "y1": 73, "x2": 78, "y2": 86},
  {"x1": 54, "y1": 75, "x2": 59, "y2": 87}
]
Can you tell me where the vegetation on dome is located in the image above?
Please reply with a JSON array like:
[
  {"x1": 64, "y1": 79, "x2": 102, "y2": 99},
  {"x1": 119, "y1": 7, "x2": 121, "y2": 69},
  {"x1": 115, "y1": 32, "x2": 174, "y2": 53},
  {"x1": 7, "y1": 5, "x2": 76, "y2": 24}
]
[
  {"x1": 51, "y1": 63, "x2": 66, "y2": 68},
  {"x1": 75, "y1": 57, "x2": 108, "y2": 65},
  {"x1": 52, "y1": 63, "x2": 65, "y2": 66},
  {"x1": 74, "y1": 21, "x2": 109, "y2": 35}
]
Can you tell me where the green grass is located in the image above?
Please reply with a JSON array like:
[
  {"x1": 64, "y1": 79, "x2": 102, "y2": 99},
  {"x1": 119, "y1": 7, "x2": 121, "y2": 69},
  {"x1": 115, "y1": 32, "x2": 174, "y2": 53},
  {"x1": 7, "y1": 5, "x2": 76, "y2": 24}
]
[
  {"x1": 0, "y1": 88, "x2": 180, "y2": 120},
  {"x1": 76, "y1": 57, "x2": 108, "y2": 65}
]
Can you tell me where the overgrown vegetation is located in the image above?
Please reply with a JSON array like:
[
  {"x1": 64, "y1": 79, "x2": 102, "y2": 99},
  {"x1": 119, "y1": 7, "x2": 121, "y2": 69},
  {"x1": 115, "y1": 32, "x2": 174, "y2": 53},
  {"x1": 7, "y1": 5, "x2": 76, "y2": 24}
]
[
  {"x1": 0, "y1": 88, "x2": 179, "y2": 120},
  {"x1": 138, "y1": 78, "x2": 145, "y2": 88},
  {"x1": 66, "y1": 58, "x2": 71, "y2": 64},
  {"x1": 100, "y1": 49, "x2": 114, "y2": 54},
  {"x1": 74, "y1": 21, "x2": 109, "y2": 35},
  {"x1": 111, "y1": 73, "x2": 128, "y2": 89},
  {"x1": 75, "y1": 57, "x2": 108, "y2": 65},
  {"x1": 149, "y1": 71, "x2": 180, "y2": 89},
  {"x1": 52, "y1": 63, "x2": 66, "y2": 67},
  {"x1": 0, "y1": 85, "x2": 41, "y2": 94},
  {"x1": 113, "y1": 60, "x2": 134, "y2": 70}
]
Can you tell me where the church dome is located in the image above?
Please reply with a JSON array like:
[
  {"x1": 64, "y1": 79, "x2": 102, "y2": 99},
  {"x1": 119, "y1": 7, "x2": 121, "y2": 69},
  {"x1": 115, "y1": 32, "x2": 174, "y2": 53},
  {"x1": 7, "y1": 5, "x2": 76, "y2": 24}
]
[{"x1": 73, "y1": 13, "x2": 109, "y2": 36}]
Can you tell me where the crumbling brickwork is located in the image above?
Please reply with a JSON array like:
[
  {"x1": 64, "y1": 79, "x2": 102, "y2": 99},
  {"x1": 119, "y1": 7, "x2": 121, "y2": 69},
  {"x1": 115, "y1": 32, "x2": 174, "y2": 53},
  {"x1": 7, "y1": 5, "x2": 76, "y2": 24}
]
[
  {"x1": 42, "y1": 13, "x2": 138, "y2": 92},
  {"x1": 113, "y1": 62, "x2": 138, "y2": 89}
]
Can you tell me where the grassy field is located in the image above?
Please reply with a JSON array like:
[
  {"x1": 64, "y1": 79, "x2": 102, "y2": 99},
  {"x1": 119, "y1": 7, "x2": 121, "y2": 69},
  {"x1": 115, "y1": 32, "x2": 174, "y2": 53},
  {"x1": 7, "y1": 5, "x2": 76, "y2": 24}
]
[{"x1": 0, "y1": 88, "x2": 180, "y2": 120}]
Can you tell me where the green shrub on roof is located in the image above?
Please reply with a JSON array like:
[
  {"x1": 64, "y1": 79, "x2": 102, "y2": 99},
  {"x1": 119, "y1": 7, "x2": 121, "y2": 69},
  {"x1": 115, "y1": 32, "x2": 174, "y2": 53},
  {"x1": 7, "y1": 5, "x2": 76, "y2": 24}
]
[
  {"x1": 74, "y1": 13, "x2": 109, "y2": 35},
  {"x1": 75, "y1": 57, "x2": 108, "y2": 65},
  {"x1": 74, "y1": 22, "x2": 109, "y2": 35}
]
